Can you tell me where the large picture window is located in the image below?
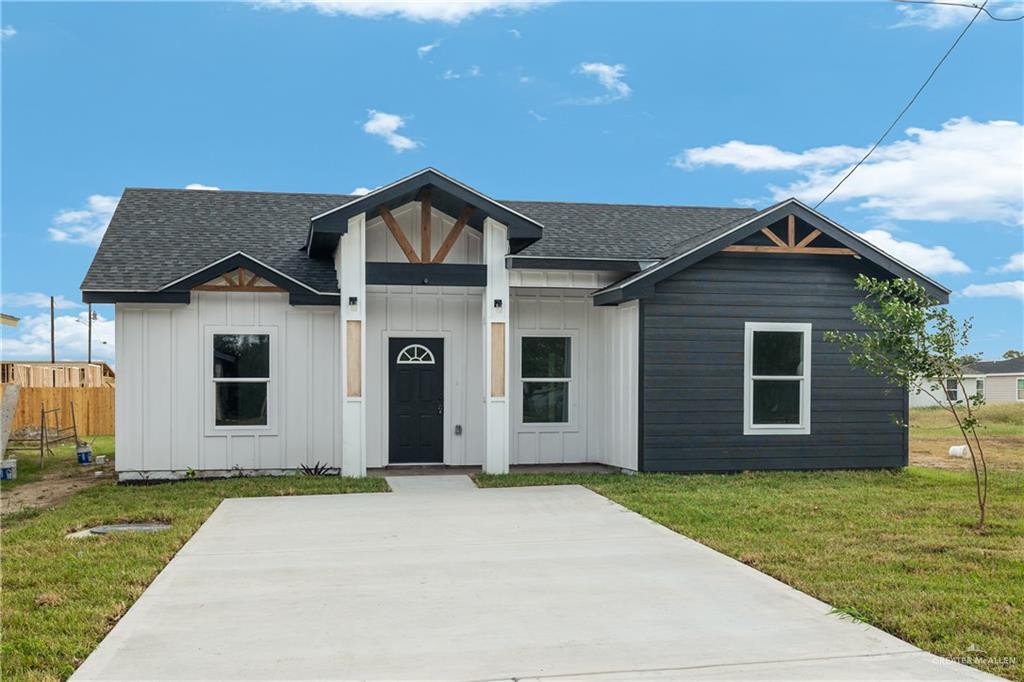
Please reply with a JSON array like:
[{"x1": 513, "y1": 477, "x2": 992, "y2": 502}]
[
  {"x1": 744, "y1": 322, "x2": 811, "y2": 435},
  {"x1": 212, "y1": 333, "x2": 270, "y2": 427},
  {"x1": 521, "y1": 337, "x2": 571, "y2": 423}
]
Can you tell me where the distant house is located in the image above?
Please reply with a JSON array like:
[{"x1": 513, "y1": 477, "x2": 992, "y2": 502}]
[
  {"x1": 909, "y1": 356, "x2": 1024, "y2": 408},
  {"x1": 82, "y1": 168, "x2": 950, "y2": 480}
]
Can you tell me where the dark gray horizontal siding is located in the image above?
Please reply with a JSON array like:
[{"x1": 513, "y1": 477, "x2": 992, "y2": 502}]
[{"x1": 640, "y1": 252, "x2": 907, "y2": 473}]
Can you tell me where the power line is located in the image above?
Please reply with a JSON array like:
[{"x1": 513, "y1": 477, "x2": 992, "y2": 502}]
[
  {"x1": 815, "y1": 0, "x2": 990, "y2": 209},
  {"x1": 898, "y1": 0, "x2": 1023, "y2": 22}
]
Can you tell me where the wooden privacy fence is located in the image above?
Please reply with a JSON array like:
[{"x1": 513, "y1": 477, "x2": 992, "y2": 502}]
[{"x1": 5, "y1": 386, "x2": 115, "y2": 435}]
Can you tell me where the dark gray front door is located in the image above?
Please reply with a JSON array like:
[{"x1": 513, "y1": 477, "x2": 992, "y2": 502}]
[{"x1": 388, "y1": 338, "x2": 444, "y2": 464}]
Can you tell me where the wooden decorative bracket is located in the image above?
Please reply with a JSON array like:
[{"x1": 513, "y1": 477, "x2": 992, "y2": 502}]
[
  {"x1": 193, "y1": 267, "x2": 286, "y2": 292},
  {"x1": 722, "y1": 215, "x2": 857, "y2": 256},
  {"x1": 377, "y1": 200, "x2": 475, "y2": 265}
]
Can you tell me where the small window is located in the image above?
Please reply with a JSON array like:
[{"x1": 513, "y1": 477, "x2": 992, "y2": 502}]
[
  {"x1": 945, "y1": 379, "x2": 959, "y2": 403},
  {"x1": 213, "y1": 334, "x2": 270, "y2": 426},
  {"x1": 521, "y1": 337, "x2": 571, "y2": 423},
  {"x1": 396, "y1": 344, "x2": 435, "y2": 364},
  {"x1": 1017, "y1": 378, "x2": 1024, "y2": 401},
  {"x1": 975, "y1": 378, "x2": 985, "y2": 400},
  {"x1": 744, "y1": 322, "x2": 811, "y2": 435}
]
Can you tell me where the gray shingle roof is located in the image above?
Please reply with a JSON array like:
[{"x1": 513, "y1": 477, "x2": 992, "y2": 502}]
[
  {"x1": 964, "y1": 356, "x2": 1024, "y2": 375},
  {"x1": 82, "y1": 188, "x2": 756, "y2": 293}
]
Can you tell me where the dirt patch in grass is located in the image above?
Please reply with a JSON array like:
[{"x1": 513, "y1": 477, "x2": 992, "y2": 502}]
[
  {"x1": 909, "y1": 404, "x2": 1023, "y2": 471},
  {"x1": 1, "y1": 437, "x2": 116, "y2": 515}
]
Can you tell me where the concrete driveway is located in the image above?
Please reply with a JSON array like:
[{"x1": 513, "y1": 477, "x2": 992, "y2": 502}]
[{"x1": 73, "y1": 476, "x2": 997, "y2": 681}]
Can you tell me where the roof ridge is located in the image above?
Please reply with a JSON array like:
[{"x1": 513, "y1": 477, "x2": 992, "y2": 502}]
[
  {"x1": 123, "y1": 187, "x2": 356, "y2": 198},
  {"x1": 122, "y1": 187, "x2": 760, "y2": 211}
]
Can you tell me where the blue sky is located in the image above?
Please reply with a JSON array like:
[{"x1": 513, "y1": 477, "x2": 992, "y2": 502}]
[{"x1": 1, "y1": 0, "x2": 1021, "y2": 364}]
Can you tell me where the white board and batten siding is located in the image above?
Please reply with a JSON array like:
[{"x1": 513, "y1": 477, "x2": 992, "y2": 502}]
[
  {"x1": 115, "y1": 291, "x2": 341, "y2": 479},
  {"x1": 510, "y1": 289, "x2": 639, "y2": 470},
  {"x1": 116, "y1": 203, "x2": 640, "y2": 476}
]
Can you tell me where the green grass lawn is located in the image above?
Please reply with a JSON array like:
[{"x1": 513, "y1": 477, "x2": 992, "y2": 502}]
[
  {"x1": 1, "y1": 474, "x2": 387, "y2": 681},
  {"x1": 477, "y1": 468, "x2": 1024, "y2": 680}
]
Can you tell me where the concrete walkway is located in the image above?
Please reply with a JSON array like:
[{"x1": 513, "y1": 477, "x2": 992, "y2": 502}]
[{"x1": 73, "y1": 476, "x2": 998, "y2": 681}]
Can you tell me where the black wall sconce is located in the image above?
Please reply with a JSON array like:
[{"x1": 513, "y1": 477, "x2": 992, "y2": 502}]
[
  {"x1": 348, "y1": 296, "x2": 358, "y2": 306},
  {"x1": 493, "y1": 299, "x2": 503, "y2": 309}
]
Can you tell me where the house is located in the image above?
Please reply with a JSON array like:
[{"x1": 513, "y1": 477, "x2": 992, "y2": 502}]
[
  {"x1": 81, "y1": 168, "x2": 949, "y2": 480},
  {"x1": 0, "y1": 361, "x2": 116, "y2": 388},
  {"x1": 909, "y1": 356, "x2": 1024, "y2": 408}
]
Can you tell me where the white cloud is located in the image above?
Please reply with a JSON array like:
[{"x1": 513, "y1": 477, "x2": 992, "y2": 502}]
[
  {"x1": 528, "y1": 109, "x2": 547, "y2": 122},
  {"x1": 0, "y1": 310, "x2": 115, "y2": 362},
  {"x1": 417, "y1": 40, "x2": 440, "y2": 59},
  {"x1": 351, "y1": 186, "x2": 373, "y2": 196},
  {"x1": 857, "y1": 229, "x2": 970, "y2": 275},
  {"x1": 362, "y1": 109, "x2": 420, "y2": 152},
  {"x1": 508, "y1": 28, "x2": 521, "y2": 38},
  {"x1": 48, "y1": 194, "x2": 119, "y2": 246},
  {"x1": 442, "y1": 65, "x2": 481, "y2": 80},
  {"x1": 0, "y1": 292, "x2": 81, "y2": 311},
  {"x1": 572, "y1": 62, "x2": 631, "y2": 104},
  {"x1": 1, "y1": 25, "x2": 15, "y2": 39},
  {"x1": 675, "y1": 117, "x2": 1024, "y2": 225},
  {"x1": 185, "y1": 183, "x2": 220, "y2": 191},
  {"x1": 961, "y1": 281, "x2": 1024, "y2": 300},
  {"x1": 892, "y1": 1, "x2": 1024, "y2": 29},
  {"x1": 256, "y1": 1, "x2": 550, "y2": 23},
  {"x1": 676, "y1": 141, "x2": 866, "y2": 172},
  {"x1": 990, "y1": 252, "x2": 1024, "y2": 273},
  {"x1": 519, "y1": 75, "x2": 534, "y2": 84}
]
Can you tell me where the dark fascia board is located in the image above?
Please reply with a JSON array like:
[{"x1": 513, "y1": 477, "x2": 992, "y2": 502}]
[
  {"x1": 158, "y1": 251, "x2": 321, "y2": 295},
  {"x1": 82, "y1": 290, "x2": 191, "y2": 304},
  {"x1": 289, "y1": 293, "x2": 340, "y2": 306},
  {"x1": 83, "y1": 252, "x2": 334, "y2": 305},
  {"x1": 366, "y1": 262, "x2": 487, "y2": 287},
  {"x1": 307, "y1": 168, "x2": 543, "y2": 257},
  {"x1": 593, "y1": 199, "x2": 951, "y2": 306},
  {"x1": 507, "y1": 256, "x2": 643, "y2": 272}
]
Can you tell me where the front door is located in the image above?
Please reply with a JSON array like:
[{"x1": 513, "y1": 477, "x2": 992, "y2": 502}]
[{"x1": 388, "y1": 338, "x2": 444, "y2": 464}]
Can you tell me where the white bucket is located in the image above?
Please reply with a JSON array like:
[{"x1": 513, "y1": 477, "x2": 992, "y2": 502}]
[
  {"x1": 948, "y1": 445, "x2": 969, "y2": 458},
  {"x1": 0, "y1": 459, "x2": 17, "y2": 481}
]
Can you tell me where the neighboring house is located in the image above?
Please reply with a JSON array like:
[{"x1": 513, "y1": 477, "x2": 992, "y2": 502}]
[
  {"x1": 0, "y1": 361, "x2": 116, "y2": 388},
  {"x1": 909, "y1": 356, "x2": 1024, "y2": 408},
  {"x1": 82, "y1": 168, "x2": 949, "y2": 480}
]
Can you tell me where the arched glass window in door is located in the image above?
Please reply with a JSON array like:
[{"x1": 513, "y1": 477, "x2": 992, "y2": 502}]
[{"x1": 396, "y1": 343, "x2": 436, "y2": 364}]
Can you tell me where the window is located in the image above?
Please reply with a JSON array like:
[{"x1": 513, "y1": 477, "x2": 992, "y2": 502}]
[
  {"x1": 521, "y1": 337, "x2": 571, "y2": 423},
  {"x1": 212, "y1": 333, "x2": 270, "y2": 427},
  {"x1": 945, "y1": 379, "x2": 959, "y2": 403},
  {"x1": 975, "y1": 378, "x2": 985, "y2": 400},
  {"x1": 396, "y1": 344, "x2": 435, "y2": 364},
  {"x1": 744, "y1": 322, "x2": 811, "y2": 435},
  {"x1": 1017, "y1": 378, "x2": 1024, "y2": 401}
]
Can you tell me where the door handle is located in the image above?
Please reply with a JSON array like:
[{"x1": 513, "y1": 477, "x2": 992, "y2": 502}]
[{"x1": 437, "y1": 402, "x2": 444, "y2": 416}]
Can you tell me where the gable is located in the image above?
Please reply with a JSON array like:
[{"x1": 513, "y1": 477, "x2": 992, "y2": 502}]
[{"x1": 593, "y1": 199, "x2": 951, "y2": 306}]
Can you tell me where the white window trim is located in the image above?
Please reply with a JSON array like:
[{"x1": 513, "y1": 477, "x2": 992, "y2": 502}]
[
  {"x1": 1017, "y1": 377, "x2": 1024, "y2": 402},
  {"x1": 205, "y1": 326, "x2": 278, "y2": 436},
  {"x1": 743, "y1": 322, "x2": 812, "y2": 436},
  {"x1": 518, "y1": 332, "x2": 576, "y2": 428}
]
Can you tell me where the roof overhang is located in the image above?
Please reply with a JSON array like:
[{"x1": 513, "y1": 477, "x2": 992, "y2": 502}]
[
  {"x1": 83, "y1": 251, "x2": 340, "y2": 306},
  {"x1": 306, "y1": 168, "x2": 543, "y2": 258},
  {"x1": 593, "y1": 198, "x2": 951, "y2": 306}
]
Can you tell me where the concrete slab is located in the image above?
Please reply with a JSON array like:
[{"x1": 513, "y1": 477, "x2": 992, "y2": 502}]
[{"x1": 72, "y1": 479, "x2": 999, "y2": 681}]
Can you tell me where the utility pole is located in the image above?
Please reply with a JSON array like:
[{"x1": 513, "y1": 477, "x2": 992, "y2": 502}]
[
  {"x1": 87, "y1": 303, "x2": 93, "y2": 364},
  {"x1": 50, "y1": 295, "x2": 55, "y2": 363}
]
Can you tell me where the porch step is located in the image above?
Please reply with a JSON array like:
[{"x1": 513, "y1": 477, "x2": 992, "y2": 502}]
[{"x1": 385, "y1": 474, "x2": 478, "y2": 495}]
